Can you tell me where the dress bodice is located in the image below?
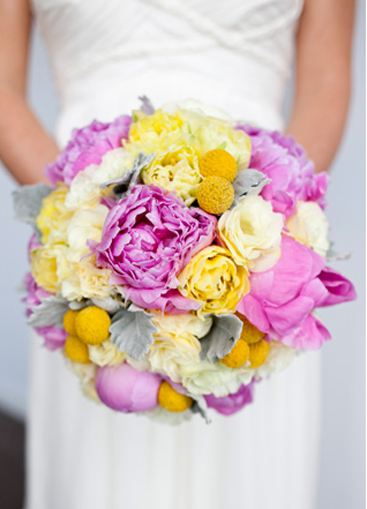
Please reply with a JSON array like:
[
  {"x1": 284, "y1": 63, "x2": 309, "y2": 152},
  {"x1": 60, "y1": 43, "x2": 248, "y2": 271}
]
[{"x1": 31, "y1": 0, "x2": 303, "y2": 144}]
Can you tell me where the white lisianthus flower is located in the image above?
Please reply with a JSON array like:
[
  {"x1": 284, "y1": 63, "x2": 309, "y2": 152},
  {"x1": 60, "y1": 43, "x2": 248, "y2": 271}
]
[
  {"x1": 253, "y1": 341, "x2": 295, "y2": 380},
  {"x1": 91, "y1": 148, "x2": 134, "y2": 186},
  {"x1": 151, "y1": 312, "x2": 213, "y2": 339},
  {"x1": 64, "y1": 356, "x2": 100, "y2": 403},
  {"x1": 161, "y1": 98, "x2": 233, "y2": 123},
  {"x1": 287, "y1": 201, "x2": 330, "y2": 257},
  {"x1": 181, "y1": 360, "x2": 247, "y2": 397},
  {"x1": 89, "y1": 340, "x2": 126, "y2": 367},
  {"x1": 217, "y1": 195, "x2": 284, "y2": 272},
  {"x1": 148, "y1": 332, "x2": 202, "y2": 383}
]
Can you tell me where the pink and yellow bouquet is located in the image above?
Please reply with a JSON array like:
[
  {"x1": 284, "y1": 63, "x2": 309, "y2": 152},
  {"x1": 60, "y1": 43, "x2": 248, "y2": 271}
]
[{"x1": 15, "y1": 99, "x2": 356, "y2": 423}]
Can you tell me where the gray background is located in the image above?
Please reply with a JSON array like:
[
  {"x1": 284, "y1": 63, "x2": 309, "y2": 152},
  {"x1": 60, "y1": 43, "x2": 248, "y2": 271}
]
[{"x1": 0, "y1": 2, "x2": 365, "y2": 508}]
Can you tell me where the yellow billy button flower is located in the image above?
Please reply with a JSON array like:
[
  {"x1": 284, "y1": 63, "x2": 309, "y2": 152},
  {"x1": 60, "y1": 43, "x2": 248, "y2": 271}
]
[
  {"x1": 178, "y1": 245, "x2": 250, "y2": 315},
  {"x1": 63, "y1": 309, "x2": 79, "y2": 336},
  {"x1": 75, "y1": 306, "x2": 111, "y2": 346},
  {"x1": 248, "y1": 340, "x2": 271, "y2": 368},
  {"x1": 158, "y1": 381, "x2": 193, "y2": 412},
  {"x1": 197, "y1": 176, "x2": 234, "y2": 215},
  {"x1": 236, "y1": 313, "x2": 266, "y2": 345},
  {"x1": 220, "y1": 338, "x2": 250, "y2": 369},
  {"x1": 65, "y1": 335, "x2": 90, "y2": 364},
  {"x1": 199, "y1": 149, "x2": 237, "y2": 182}
]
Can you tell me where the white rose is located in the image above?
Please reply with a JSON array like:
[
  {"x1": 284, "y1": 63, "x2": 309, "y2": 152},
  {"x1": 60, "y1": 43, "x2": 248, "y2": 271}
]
[
  {"x1": 89, "y1": 340, "x2": 126, "y2": 367},
  {"x1": 287, "y1": 201, "x2": 330, "y2": 257},
  {"x1": 148, "y1": 332, "x2": 201, "y2": 383},
  {"x1": 217, "y1": 195, "x2": 284, "y2": 271},
  {"x1": 151, "y1": 312, "x2": 213, "y2": 339}
]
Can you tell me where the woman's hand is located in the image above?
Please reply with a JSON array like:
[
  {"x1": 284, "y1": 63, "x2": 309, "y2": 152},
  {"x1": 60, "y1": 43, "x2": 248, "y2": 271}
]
[
  {"x1": 0, "y1": 0, "x2": 59, "y2": 185},
  {"x1": 286, "y1": 0, "x2": 355, "y2": 173}
]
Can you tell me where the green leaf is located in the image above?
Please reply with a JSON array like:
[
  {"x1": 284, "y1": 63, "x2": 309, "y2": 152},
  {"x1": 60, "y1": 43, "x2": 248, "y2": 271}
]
[
  {"x1": 109, "y1": 306, "x2": 158, "y2": 360},
  {"x1": 200, "y1": 314, "x2": 243, "y2": 363}
]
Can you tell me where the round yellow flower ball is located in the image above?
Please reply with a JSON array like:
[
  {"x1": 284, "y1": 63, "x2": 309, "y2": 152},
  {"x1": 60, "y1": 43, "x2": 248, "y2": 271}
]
[
  {"x1": 197, "y1": 176, "x2": 234, "y2": 215},
  {"x1": 199, "y1": 149, "x2": 237, "y2": 182},
  {"x1": 65, "y1": 335, "x2": 90, "y2": 364},
  {"x1": 248, "y1": 340, "x2": 271, "y2": 368},
  {"x1": 236, "y1": 313, "x2": 265, "y2": 345},
  {"x1": 75, "y1": 306, "x2": 111, "y2": 346},
  {"x1": 158, "y1": 381, "x2": 193, "y2": 412},
  {"x1": 63, "y1": 309, "x2": 79, "y2": 336},
  {"x1": 220, "y1": 338, "x2": 250, "y2": 369}
]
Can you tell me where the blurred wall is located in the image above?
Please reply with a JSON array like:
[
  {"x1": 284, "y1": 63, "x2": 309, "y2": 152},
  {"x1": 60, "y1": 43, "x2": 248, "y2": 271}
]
[{"x1": 0, "y1": 3, "x2": 365, "y2": 508}]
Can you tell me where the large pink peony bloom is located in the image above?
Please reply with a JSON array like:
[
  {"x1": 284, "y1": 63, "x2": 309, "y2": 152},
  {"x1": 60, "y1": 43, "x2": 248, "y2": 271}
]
[
  {"x1": 205, "y1": 382, "x2": 254, "y2": 416},
  {"x1": 237, "y1": 236, "x2": 356, "y2": 350},
  {"x1": 23, "y1": 273, "x2": 67, "y2": 351},
  {"x1": 94, "y1": 185, "x2": 217, "y2": 313},
  {"x1": 46, "y1": 116, "x2": 131, "y2": 185},
  {"x1": 96, "y1": 364, "x2": 161, "y2": 412},
  {"x1": 237, "y1": 126, "x2": 329, "y2": 218}
]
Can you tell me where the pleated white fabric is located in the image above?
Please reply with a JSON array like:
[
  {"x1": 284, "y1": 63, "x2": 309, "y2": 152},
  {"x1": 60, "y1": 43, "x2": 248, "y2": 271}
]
[{"x1": 25, "y1": 1, "x2": 323, "y2": 508}]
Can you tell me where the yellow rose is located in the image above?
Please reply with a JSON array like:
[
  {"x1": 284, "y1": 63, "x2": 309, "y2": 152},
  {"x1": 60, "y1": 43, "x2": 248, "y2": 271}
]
[
  {"x1": 178, "y1": 246, "x2": 250, "y2": 315},
  {"x1": 89, "y1": 340, "x2": 126, "y2": 367},
  {"x1": 30, "y1": 244, "x2": 69, "y2": 293},
  {"x1": 287, "y1": 201, "x2": 330, "y2": 257},
  {"x1": 217, "y1": 195, "x2": 284, "y2": 272},
  {"x1": 151, "y1": 312, "x2": 213, "y2": 339},
  {"x1": 141, "y1": 145, "x2": 203, "y2": 205},
  {"x1": 37, "y1": 184, "x2": 72, "y2": 245}
]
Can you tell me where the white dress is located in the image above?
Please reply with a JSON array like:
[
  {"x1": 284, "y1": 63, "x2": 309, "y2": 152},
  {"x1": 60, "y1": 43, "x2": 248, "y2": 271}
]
[{"x1": 26, "y1": 1, "x2": 322, "y2": 508}]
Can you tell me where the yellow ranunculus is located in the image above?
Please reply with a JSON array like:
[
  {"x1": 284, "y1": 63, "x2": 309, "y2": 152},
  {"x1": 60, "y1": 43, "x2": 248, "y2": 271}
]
[
  {"x1": 30, "y1": 244, "x2": 68, "y2": 293},
  {"x1": 177, "y1": 246, "x2": 250, "y2": 315},
  {"x1": 217, "y1": 195, "x2": 284, "y2": 272},
  {"x1": 151, "y1": 312, "x2": 213, "y2": 340},
  {"x1": 124, "y1": 110, "x2": 185, "y2": 159},
  {"x1": 141, "y1": 145, "x2": 202, "y2": 205},
  {"x1": 287, "y1": 201, "x2": 330, "y2": 257},
  {"x1": 37, "y1": 184, "x2": 73, "y2": 245}
]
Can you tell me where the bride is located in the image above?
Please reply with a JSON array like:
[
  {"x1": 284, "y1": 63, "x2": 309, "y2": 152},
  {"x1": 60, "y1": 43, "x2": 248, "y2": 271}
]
[{"x1": 0, "y1": 0, "x2": 354, "y2": 508}]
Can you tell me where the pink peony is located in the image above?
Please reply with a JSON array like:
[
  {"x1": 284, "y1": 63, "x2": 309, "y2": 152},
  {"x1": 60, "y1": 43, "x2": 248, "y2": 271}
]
[
  {"x1": 95, "y1": 363, "x2": 161, "y2": 412},
  {"x1": 237, "y1": 126, "x2": 329, "y2": 218},
  {"x1": 23, "y1": 273, "x2": 67, "y2": 350},
  {"x1": 46, "y1": 116, "x2": 131, "y2": 186},
  {"x1": 205, "y1": 382, "x2": 254, "y2": 416},
  {"x1": 237, "y1": 236, "x2": 356, "y2": 350},
  {"x1": 94, "y1": 185, "x2": 217, "y2": 313}
]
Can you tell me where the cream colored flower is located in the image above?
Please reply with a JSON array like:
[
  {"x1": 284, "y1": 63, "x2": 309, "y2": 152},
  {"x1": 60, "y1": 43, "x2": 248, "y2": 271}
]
[
  {"x1": 141, "y1": 145, "x2": 202, "y2": 205},
  {"x1": 287, "y1": 201, "x2": 330, "y2": 257},
  {"x1": 30, "y1": 244, "x2": 69, "y2": 293},
  {"x1": 151, "y1": 312, "x2": 213, "y2": 339},
  {"x1": 37, "y1": 184, "x2": 72, "y2": 245},
  {"x1": 178, "y1": 246, "x2": 250, "y2": 315},
  {"x1": 253, "y1": 340, "x2": 295, "y2": 380},
  {"x1": 217, "y1": 195, "x2": 283, "y2": 272},
  {"x1": 148, "y1": 331, "x2": 202, "y2": 383},
  {"x1": 89, "y1": 340, "x2": 126, "y2": 367},
  {"x1": 181, "y1": 360, "x2": 245, "y2": 397}
]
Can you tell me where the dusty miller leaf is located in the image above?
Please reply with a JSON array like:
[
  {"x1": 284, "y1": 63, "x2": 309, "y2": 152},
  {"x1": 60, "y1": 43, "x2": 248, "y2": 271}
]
[
  {"x1": 100, "y1": 152, "x2": 155, "y2": 200},
  {"x1": 139, "y1": 95, "x2": 155, "y2": 115},
  {"x1": 190, "y1": 395, "x2": 211, "y2": 424},
  {"x1": 232, "y1": 169, "x2": 270, "y2": 205},
  {"x1": 109, "y1": 306, "x2": 158, "y2": 360},
  {"x1": 13, "y1": 184, "x2": 51, "y2": 226},
  {"x1": 326, "y1": 242, "x2": 352, "y2": 261},
  {"x1": 200, "y1": 314, "x2": 243, "y2": 363},
  {"x1": 28, "y1": 295, "x2": 69, "y2": 328}
]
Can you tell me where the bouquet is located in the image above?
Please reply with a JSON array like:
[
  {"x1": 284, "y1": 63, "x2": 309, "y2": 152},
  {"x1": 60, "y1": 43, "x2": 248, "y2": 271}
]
[{"x1": 14, "y1": 99, "x2": 356, "y2": 423}]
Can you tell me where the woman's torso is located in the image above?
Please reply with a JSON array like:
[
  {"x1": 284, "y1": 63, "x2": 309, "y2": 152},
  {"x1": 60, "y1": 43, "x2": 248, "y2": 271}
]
[{"x1": 31, "y1": 0, "x2": 303, "y2": 145}]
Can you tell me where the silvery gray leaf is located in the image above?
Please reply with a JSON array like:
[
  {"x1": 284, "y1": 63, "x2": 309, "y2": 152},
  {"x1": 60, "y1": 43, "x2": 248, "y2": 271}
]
[
  {"x1": 326, "y1": 242, "x2": 352, "y2": 261},
  {"x1": 13, "y1": 184, "x2": 51, "y2": 226},
  {"x1": 100, "y1": 152, "x2": 155, "y2": 200},
  {"x1": 28, "y1": 295, "x2": 69, "y2": 328},
  {"x1": 109, "y1": 307, "x2": 158, "y2": 360},
  {"x1": 139, "y1": 95, "x2": 155, "y2": 115},
  {"x1": 91, "y1": 297, "x2": 121, "y2": 313},
  {"x1": 69, "y1": 300, "x2": 92, "y2": 310},
  {"x1": 200, "y1": 314, "x2": 243, "y2": 363},
  {"x1": 190, "y1": 395, "x2": 211, "y2": 424},
  {"x1": 232, "y1": 169, "x2": 271, "y2": 205}
]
